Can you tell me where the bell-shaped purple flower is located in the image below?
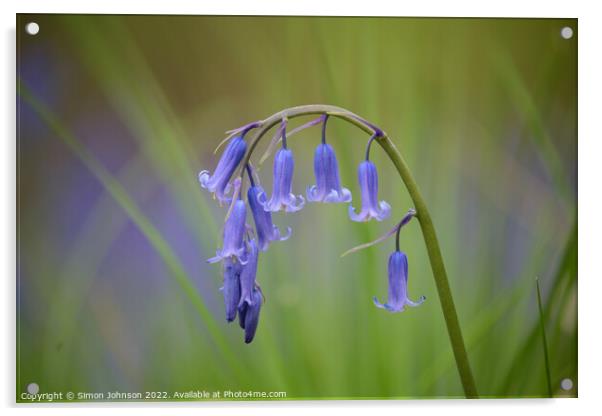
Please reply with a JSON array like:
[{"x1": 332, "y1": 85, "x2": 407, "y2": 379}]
[
  {"x1": 373, "y1": 250, "x2": 425, "y2": 312},
  {"x1": 238, "y1": 287, "x2": 263, "y2": 344},
  {"x1": 348, "y1": 160, "x2": 391, "y2": 222},
  {"x1": 259, "y1": 148, "x2": 305, "y2": 213},
  {"x1": 248, "y1": 185, "x2": 291, "y2": 251},
  {"x1": 221, "y1": 257, "x2": 242, "y2": 322},
  {"x1": 208, "y1": 199, "x2": 248, "y2": 264},
  {"x1": 238, "y1": 239, "x2": 259, "y2": 308},
  {"x1": 307, "y1": 143, "x2": 352, "y2": 203},
  {"x1": 199, "y1": 135, "x2": 247, "y2": 203}
]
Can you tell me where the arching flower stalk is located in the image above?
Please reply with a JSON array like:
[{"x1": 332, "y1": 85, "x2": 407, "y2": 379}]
[{"x1": 198, "y1": 105, "x2": 477, "y2": 398}]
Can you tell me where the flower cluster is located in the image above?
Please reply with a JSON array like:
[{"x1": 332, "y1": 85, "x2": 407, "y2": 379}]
[{"x1": 199, "y1": 113, "x2": 424, "y2": 343}]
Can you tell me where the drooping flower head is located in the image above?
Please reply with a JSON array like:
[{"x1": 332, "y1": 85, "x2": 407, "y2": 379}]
[
  {"x1": 348, "y1": 160, "x2": 391, "y2": 222},
  {"x1": 247, "y1": 167, "x2": 291, "y2": 251},
  {"x1": 199, "y1": 135, "x2": 247, "y2": 204},
  {"x1": 221, "y1": 257, "x2": 243, "y2": 322},
  {"x1": 306, "y1": 115, "x2": 352, "y2": 203},
  {"x1": 260, "y1": 122, "x2": 305, "y2": 213},
  {"x1": 208, "y1": 198, "x2": 248, "y2": 264},
  {"x1": 201, "y1": 109, "x2": 428, "y2": 345},
  {"x1": 373, "y1": 250, "x2": 425, "y2": 312},
  {"x1": 238, "y1": 287, "x2": 264, "y2": 344}
]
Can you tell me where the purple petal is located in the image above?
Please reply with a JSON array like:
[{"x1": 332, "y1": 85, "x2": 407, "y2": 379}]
[
  {"x1": 241, "y1": 288, "x2": 263, "y2": 344},
  {"x1": 374, "y1": 251, "x2": 424, "y2": 313},
  {"x1": 263, "y1": 148, "x2": 305, "y2": 213},
  {"x1": 199, "y1": 136, "x2": 247, "y2": 203},
  {"x1": 307, "y1": 143, "x2": 352, "y2": 204},
  {"x1": 349, "y1": 160, "x2": 390, "y2": 222},
  {"x1": 222, "y1": 258, "x2": 242, "y2": 322},
  {"x1": 238, "y1": 239, "x2": 259, "y2": 308},
  {"x1": 248, "y1": 185, "x2": 291, "y2": 251}
]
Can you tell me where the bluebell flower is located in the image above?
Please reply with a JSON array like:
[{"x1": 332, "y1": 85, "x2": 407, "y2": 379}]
[
  {"x1": 221, "y1": 257, "x2": 242, "y2": 322},
  {"x1": 348, "y1": 160, "x2": 391, "y2": 222},
  {"x1": 199, "y1": 135, "x2": 247, "y2": 204},
  {"x1": 260, "y1": 148, "x2": 305, "y2": 212},
  {"x1": 307, "y1": 143, "x2": 352, "y2": 203},
  {"x1": 248, "y1": 185, "x2": 291, "y2": 251},
  {"x1": 238, "y1": 239, "x2": 259, "y2": 308},
  {"x1": 208, "y1": 199, "x2": 248, "y2": 264},
  {"x1": 373, "y1": 250, "x2": 425, "y2": 312},
  {"x1": 238, "y1": 287, "x2": 264, "y2": 344}
]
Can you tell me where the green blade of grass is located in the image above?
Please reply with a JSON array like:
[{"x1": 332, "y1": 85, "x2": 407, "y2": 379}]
[
  {"x1": 536, "y1": 276, "x2": 553, "y2": 397},
  {"x1": 500, "y1": 222, "x2": 576, "y2": 394}
]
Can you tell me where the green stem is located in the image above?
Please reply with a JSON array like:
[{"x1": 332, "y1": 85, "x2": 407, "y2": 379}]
[
  {"x1": 242, "y1": 104, "x2": 478, "y2": 398},
  {"x1": 378, "y1": 136, "x2": 478, "y2": 398}
]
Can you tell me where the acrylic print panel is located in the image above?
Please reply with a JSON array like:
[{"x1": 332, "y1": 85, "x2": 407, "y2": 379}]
[{"x1": 16, "y1": 14, "x2": 577, "y2": 402}]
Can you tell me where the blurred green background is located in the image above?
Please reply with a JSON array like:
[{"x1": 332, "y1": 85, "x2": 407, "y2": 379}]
[{"x1": 17, "y1": 15, "x2": 577, "y2": 400}]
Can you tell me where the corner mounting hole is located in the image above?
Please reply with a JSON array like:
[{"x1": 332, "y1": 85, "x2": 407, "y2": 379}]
[
  {"x1": 25, "y1": 22, "x2": 39, "y2": 35},
  {"x1": 27, "y1": 382, "x2": 39, "y2": 394},
  {"x1": 561, "y1": 26, "x2": 573, "y2": 39},
  {"x1": 560, "y1": 378, "x2": 573, "y2": 391}
]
